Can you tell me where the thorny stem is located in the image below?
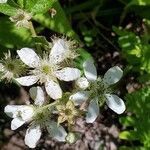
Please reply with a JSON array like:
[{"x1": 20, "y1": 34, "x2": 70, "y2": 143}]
[
  {"x1": 29, "y1": 21, "x2": 37, "y2": 37},
  {"x1": 28, "y1": 21, "x2": 42, "y2": 55},
  {"x1": 40, "y1": 100, "x2": 59, "y2": 111}
]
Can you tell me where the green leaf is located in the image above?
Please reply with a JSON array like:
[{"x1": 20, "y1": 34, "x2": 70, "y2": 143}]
[
  {"x1": 33, "y1": 1, "x2": 77, "y2": 38},
  {"x1": 119, "y1": 87, "x2": 150, "y2": 149},
  {"x1": 0, "y1": 17, "x2": 32, "y2": 50},
  {"x1": 119, "y1": 116, "x2": 135, "y2": 127},
  {"x1": 0, "y1": 3, "x2": 17, "y2": 16},
  {"x1": 119, "y1": 131, "x2": 138, "y2": 140},
  {"x1": 24, "y1": 0, "x2": 55, "y2": 14},
  {"x1": 113, "y1": 26, "x2": 150, "y2": 74},
  {"x1": 16, "y1": 0, "x2": 24, "y2": 8},
  {"x1": 32, "y1": 36, "x2": 50, "y2": 47},
  {"x1": 126, "y1": 0, "x2": 150, "y2": 7}
]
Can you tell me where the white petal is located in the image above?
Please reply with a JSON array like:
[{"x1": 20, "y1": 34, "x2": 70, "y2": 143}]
[
  {"x1": 4, "y1": 105, "x2": 21, "y2": 118},
  {"x1": 75, "y1": 77, "x2": 89, "y2": 89},
  {"x1": 0, "y1": 0, "x2": 7, "y2": 3},
  {"x1": 30, "y1": 86, "x2": 45, "y2": 106},
  {"x1": 86, "y1": 99, "x2": 99, "y2": 123},
  {"x1": 4, "y1": 105, "x2": 33, "y2": 121},
  {"x1": 83, "y1": 59, "x2": 97, "y2": 81},
  {"x1": 103, "y1": 66, "x2": 123, "y2": 85},
  {"x1": 45, "y1": 80, "x2": 62, "y2": 99},
  {"x1": 47, "y1": 121, "x2": 67, "y2": 142},
  {"x1": 15, "y1": 75, "x2": 38, "y2": 86},
  {"x1": 25, "y1": 125, "x2": 42, "y2": 148},
  {"x1": 105, "y1": 94, "x2": 126, "y2": 114},
  {"x1": 20, "y1": 106, "x2": 34, "y2": 121},
  {"x1": 55, "y1": 67, "x2": 81, "y2": 81},
  {"x1": 69, "y1": 91, "x2": 89, "y2": 106},
  {"x1": 50, "y1": 39, "x2": 68, "y2": 64},
  {"x1": 11, "y1": 118, "x2": 25, "y2": 130},
  {"x1": 17, "y1": 48, "x2": 40, "y2": 68},
  {"x1": 29, "y1": 87, "x2": 37, "y2": 100}
]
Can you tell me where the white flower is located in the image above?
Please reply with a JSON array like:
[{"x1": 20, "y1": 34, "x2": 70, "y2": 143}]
[
  {"x1": 4, "y1": 86, "x2": 67, "y2": 148},
  {"x1": 0, "y1": 0, "x2": 7, "y2": 3},
  {"x1": 51, "y1": 38, "x2": 78, "y2": 64},
  {"x1": 0, "y1": 63, "x2": 14, "y2": 81},
  {"x1": 15, "y1": 45, "x2": 81, "y2": 99},
  {"x1": 0, "y1": 51, "x2": 26, "y2": 81},
  {"x1": 70, "y1": 59, "x2": 126, "y2": 123},
  {"x1": 9, "y1": 9, "x2": 32, "y2": 28}
]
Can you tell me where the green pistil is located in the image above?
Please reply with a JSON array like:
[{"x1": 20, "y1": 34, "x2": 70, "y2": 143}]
[
  {"x1": 65, "y1": 109, "x2": 72, "y2": 116},
  {"x1": 34, "y1": 101, "x2": 58, "y2": 123},
  {"x1": 42, "y1": 65, "x2": 52, "y2": 75},
  {"x1": 18, "y1": 14, "x2": 25, "y2": 21},
  {"x1": 6, "y1": 62, "x2": 15, "y2": 72},
  {"x1": 89, "y1": 79, "x2": 111, "y2": 106},
  {"x1": 4, "y1": 59, "x2": 27, "y2": 76}
]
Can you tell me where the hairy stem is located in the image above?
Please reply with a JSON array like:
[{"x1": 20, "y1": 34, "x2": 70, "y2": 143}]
[{"x1": 28, "y1": 21, "x2": 42, "y2": 55}]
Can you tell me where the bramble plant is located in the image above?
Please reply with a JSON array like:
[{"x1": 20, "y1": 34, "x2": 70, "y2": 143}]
[
  {"x1": 0, "y1": 0, "x2": 127, "y2": 148},
  {"x1": 2, "y1": 39, "x2": 126, "y2": 148}
]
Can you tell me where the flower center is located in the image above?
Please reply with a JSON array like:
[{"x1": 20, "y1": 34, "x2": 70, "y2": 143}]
[
  {"x1": 65, "y1": 109, "x2": 72, "y2": 116},
  {"x1": 6, "y1": 62, "x2": 15, "y2": 72},
  {"x1": 33, "y1": 108, "x2": 50, "y2": 126},
  {"x1": 18, "y1": 14, "x2": 25, "y2": 21},
  {"x1": 89, "y1": 77, "x2": 112, "y2": 106},
  {"x1": 90, "y1": 77, "x2": 110, "y2": 97},
  {"x1": 42, "y1": 65, "x2": 52, "y2": 75}
]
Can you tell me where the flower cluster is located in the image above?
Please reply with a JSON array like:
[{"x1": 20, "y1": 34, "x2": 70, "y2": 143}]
[{"x1": 2, "y1": 37, "x2": 126, "y2": 148}]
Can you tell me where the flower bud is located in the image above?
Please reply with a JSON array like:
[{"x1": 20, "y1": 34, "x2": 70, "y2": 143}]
[{"x1": 66, "y1": 132, "x2": 80, "y2": 144}]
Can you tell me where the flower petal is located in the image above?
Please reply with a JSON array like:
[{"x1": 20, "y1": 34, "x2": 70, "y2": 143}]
[
  {"x1": 55, "y1": 67, "x2": 81, "y2": 81},
  {"x1": 17, "y1": 48, "x2": 40, "y2": 68},
  {"x1": 75, "y1": 77, "x2": 89, "y2": 89},
  {"x1": 11, "y1": 118, "x2": 25, "y2": 130},
  {"x1": 15, "y1": 75, "x2": 38, "y2": 86},
  {"x1": 47, "y1": 121, "x2": 67, "y2": 142},
  {"x1": 105, "y1": 94, "x2": 126, "y2": 114},
  {"x1": 103, "y1": 66, "x2": 123, "y2": 85},
  {"x1": 86, "y1": 99, "x2": 99, "y2": 123},
  {"x1": 4, "y1": 105, "x2": 21, "y2": 118},
  {"x1": 69, "y1": 91, "x2": 89, "y2": 106},
  {"x1": 45, "y1": 80, "x2": 62, "y2": 99},
  {"x1": 30, "y1": 86, "x2": 45, "y2": 106},
  {"x1": 4, "y1": 105, "x2": 33, "y2": 121},
  {"x1": 20, "y1": 106, "x2": 34, "y2": 121},
  {"x1": 83, "y1": 59, "x2": 97, "y2": 81},
  {"x1": 25, "y1": 125, "x2": 42, "y2": 148},
  {"x1": 50, "y1": 39, "x2": 68, "y2": 64}
]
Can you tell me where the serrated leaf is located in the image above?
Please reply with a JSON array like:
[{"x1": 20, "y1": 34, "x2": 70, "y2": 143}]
[
  {"x1": 113, "y1": 26, "x2": 150, "y2": 73},
  {"x1": 119, "y1": 87, "x2": 150, "y2": 149},
  {"x1": 0, "y1": 3, "x2": 17, "y2": 16},
  {"x1": 24, "y1": 0, "x2": 55, "y2": 14},
  {"x1": 16, "y1": 0, "x2": 24, "y2": 8}
]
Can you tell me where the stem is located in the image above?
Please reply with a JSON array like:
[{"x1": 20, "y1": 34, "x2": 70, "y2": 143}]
[
  {"x1": 29, "y1": 21, "x2": 37, "y2": 37},
  {"x1": 41, "y1": 100, "x2": 59, "y2": 110},
  {"x1": 28, "y1": 21, "x2": 42, "y2": 55}
]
